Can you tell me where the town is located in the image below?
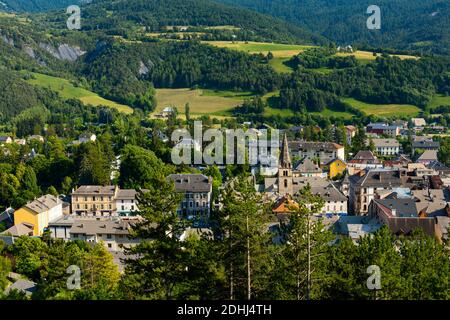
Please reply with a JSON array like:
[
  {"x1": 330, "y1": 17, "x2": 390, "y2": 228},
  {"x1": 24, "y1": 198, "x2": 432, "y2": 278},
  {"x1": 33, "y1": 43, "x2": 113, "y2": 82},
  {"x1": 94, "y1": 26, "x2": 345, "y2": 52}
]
[{"x1": 0, "y1": 114, "x2": 449, "y2": 299}]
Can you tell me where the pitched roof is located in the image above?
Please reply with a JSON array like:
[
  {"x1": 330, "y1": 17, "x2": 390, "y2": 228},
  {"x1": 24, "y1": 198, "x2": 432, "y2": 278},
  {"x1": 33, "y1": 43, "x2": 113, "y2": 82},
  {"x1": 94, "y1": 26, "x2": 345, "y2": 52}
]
[
  {"x1": 280, "y1": 133, "x2": 292, "y2": 168},
  {"x1": 72, "y1": 185, "x2": 116, "y2": 196},
  {"x1": 371, "y1": 138, "x2": 400, "y2": 147},
  {"x1": 168, "y1": 174, "x2": 212, "y2": 193},
  {"x1": 25, "y1": 194, "x2": 60, "y2": 214},
  {"x1": 116, "y1": 189, "x2": 138, "y2": 200},
  {"x1": 417, "y1": 150, "x2": 438, "y2": 161},
  {"x1": 289, "y1": 141, "x2": 343, "y2": 152},
  {"x1": 374, "y1": 198, "x2": 419, "y2": 217},
  {"x1": 70, "y1": 219, "x2": 131, "y2": 236},
  {"x1": 349, "y1": 170, "x2": 405, "y2": 188},
  {"x1": 352, "y1": 150, "x2": 379, "y2": 162},
  {"x1": 412, "y1": 140, "x2": 440, "y2": 149},
  {"x1": 1, "y1": 223, "x2": 34, "y2": 237},
  {"x1": 295, "y1": 157, "x2": 321, "y2": 173}
]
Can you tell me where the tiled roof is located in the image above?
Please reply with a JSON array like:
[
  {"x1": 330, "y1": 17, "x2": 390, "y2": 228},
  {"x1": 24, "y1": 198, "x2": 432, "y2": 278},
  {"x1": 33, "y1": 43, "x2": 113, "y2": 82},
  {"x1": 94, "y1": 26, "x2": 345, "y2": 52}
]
[
  {"x1": 168, "y1": 174, "x2": 212, "y2": 193},
  {"x1": 72, "y1": 185, "x2": 116, "y2": 195},
  {"x1": 25, "y1": 194, "x2": 60, "y2": 214}
]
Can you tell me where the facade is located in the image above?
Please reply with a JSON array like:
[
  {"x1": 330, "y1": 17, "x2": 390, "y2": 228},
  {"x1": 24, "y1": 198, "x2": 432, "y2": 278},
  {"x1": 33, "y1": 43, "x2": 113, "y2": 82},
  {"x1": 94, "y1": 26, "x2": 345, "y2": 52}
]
[
  {"x1": 116, "y1": 189, "x2": 140, "y2": 216},
  {"x1": 367, "y1": 123, "x2": 401, "y2": 137},
  {"x1": 0, "y1": 136, "x2": 12, "y2": 144},
  {"x1": 13, "y1": 194, "x2": 63, "y2": 236},
  {"x1": 327, "y1": 159, "x2": 347, "y2": 179},
  {"x1": 294, "y1": 157, "x2": 324, "y2": 177},
  {"x1": 368, "y1": 198, "x2": 437, "y2": 237},
  {"x1": 69, "y1": 219, "x2": 140, "y2": 251},
  {"x1": 347, "y1": 150, "x2": 383, "y2": 175},
  {"x1": 371, "y1": 138, "x2": 400, "y2": 156},
  {"x1": 289, "y1": 141, "x2": 345, "y2": 165},
  {"x1": 168, "y1": 174, "x2": 213, "y2": 219},
  {"x1": 348, "y1": 170, "x2": 408, "y2": 215},
  {"x1": 71, "y1": 186, "x2": 118, "y2": 216},
  {"x1": 412, "y1": 140, "x2": 440, "y2": 154}
]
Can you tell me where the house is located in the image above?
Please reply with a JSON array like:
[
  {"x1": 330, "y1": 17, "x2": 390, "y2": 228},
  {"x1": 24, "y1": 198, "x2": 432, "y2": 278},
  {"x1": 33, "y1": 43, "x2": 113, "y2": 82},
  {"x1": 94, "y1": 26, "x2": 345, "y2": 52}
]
[
  {"x1": 13, "y1": 138, "x2": 26, "y2": 145},
  {"x1": 168, "y1": 174, "x2": 213, "y2": 219},
  {"x1": 366, "y1": 123, "x2": 401, "y2": 137},
  {"x1": 327, "y1": 158, "x2": 347, "y2": 179},
  {"x1": 272, "y1": 195, "x2": 299, "y2": 221},
  {"x1": 1, "y1": 223, "x2": 34, "y2": 237},
  {"x1": 78, "y1": 133, "x2": 97, "y2": 144},
  {"x1": 345, "y1": 125, "x2": 357, "y2": 145},
  {"x1": 0, "y1": 136, "x2": 12, "y2": 144},
  {"x1": 412, "y1": 189, "x2": 450, "y2": 217},
  {"x1": 48, "y1": 215, "x2": 74, "y2": 240},
  {"x1": 309, "y1": 182, "x2": 348, "y2": 214},
  {"x1": 13, "y1": 194, "x2": 63, "y2": 236},
  {"x1": 289, "y1": 141, "x2": 345, "y2": 165},
  {"x1": 412, "y1": 139, "x2": 440, "y2": 154},
  {"x1": 347, "y1": 150, "x2": 383, "y2": 175},
  {"x1": 411, "y1": 118, "x2": 427, "y2": 128},
  {"x1": 71, "y1": 185, "x2": 119, "y2": 216},
  {"x1": 27, "y1": 135, "x2": 44, "y2": 143},
  {"x1": 371, "y1": 138, "x2": 400, "y2": 156},
  {"x1": 5, "y1": 276, "x2": 37, "y2": 297},
  {"x1": 416, "y1": 150, "x2": 438, "y2": 165},
  {"x1": 294, "y1": 157, "x2": 324, "y2": 177},
  {"x1": 368, "y1": 198, "x2": 438, "y2": 237},
  {"x1": 348, "y1": 169, "x2": 409, "y2": 215},
  {"x1": 116, "y1": 189, "x2": 140, "y2": 216},
  {"x1": 69, "y1": 219, "x2": 140, "y2": 251}
]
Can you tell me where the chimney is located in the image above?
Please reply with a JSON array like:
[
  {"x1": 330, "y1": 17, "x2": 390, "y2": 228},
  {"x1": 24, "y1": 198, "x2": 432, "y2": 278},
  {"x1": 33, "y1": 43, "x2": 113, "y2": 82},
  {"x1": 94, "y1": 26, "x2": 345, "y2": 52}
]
[{"x1": 391, "y1": 209, "x2": 396, "y2": 217}]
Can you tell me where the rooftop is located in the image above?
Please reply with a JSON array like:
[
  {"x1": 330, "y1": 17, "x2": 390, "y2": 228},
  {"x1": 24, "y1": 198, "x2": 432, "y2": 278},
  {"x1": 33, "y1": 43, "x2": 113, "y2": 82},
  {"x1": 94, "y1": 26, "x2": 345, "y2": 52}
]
[
  {"x1": 72, "y1": 185, "x2": 117, "y2": 196},
  {"x1": 168, "y1": 174, "x2": 212, "y2": 193},
  {"x1": 25, "y1": 194, "x2": 61, "y2": 214}
]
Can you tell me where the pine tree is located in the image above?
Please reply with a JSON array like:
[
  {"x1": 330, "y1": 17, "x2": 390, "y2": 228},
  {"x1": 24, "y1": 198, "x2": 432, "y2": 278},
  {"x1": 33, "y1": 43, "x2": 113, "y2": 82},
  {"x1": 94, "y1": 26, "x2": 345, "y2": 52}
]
[
  {"x1": 121, "y1": 179, "x2": 189, "y2": 299},
  {"x1": 218, "y1": 175, "x2": 271, "y2": 300}
]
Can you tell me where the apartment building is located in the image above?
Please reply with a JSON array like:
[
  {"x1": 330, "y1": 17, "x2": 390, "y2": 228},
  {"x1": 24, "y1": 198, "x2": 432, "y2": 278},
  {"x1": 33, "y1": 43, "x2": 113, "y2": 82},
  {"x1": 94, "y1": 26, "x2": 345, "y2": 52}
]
[
  {"x1": 168, "y1": 174, "x2": 213, "y2": 219},
  {"x1": 71, "y1": 186, "x2": 118, "y2": 216},
  {"x1": 367, "y1": 123, "x2": 401, "y2": 137},
  {"x1": 13, "y1": 194, "x2": 63, "y2": 236},
  {"x1": 289, "y1": 141, "x2": 345, "y2": 165},
  {"x1": 371, "y1": 138, "x2": 400, "y2": 156},
  {"x1": 348, "y1": 170, "x2": 408, "y2": 215}
]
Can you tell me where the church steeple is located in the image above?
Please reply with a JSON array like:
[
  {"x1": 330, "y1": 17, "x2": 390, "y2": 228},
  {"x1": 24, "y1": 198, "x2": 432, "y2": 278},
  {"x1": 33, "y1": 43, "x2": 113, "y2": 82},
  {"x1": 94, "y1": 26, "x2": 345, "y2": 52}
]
[
  {"x1": 278, "y1": 133, "x2": 293, "y2": 195},
  {"x1": 280, "y1": 133, "x2": 292, "y2": 169}
]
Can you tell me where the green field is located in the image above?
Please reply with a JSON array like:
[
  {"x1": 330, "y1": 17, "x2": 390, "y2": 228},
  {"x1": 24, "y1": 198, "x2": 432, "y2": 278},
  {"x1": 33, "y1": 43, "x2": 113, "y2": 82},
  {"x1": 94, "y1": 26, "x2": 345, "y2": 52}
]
[
  {"x1": 343, "y1": 98, "x2": 421, "y2": 117},
  {"x1": 202, "y1": 41, "x2": 313, "y2": 58},
  {"x1": 428, "y1": 94, "x2": 450, "y2": 110},
  {"x1": 268, "y1": 57, "x2": 294, "y2": 73},
  {"x1": 26, "y1": 73, "x2": 133, "y2": 114},
  {"x1": 154, "y1": 88, "x2": 246, "y2": 117},
  {"x1": 335, "y1": 50, "x2": 418, "y2": 63}
]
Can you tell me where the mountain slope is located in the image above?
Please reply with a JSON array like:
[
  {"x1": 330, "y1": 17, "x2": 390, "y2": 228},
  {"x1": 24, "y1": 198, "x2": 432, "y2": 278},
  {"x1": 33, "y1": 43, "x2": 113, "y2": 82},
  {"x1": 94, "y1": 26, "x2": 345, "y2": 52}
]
[
  {"x1": 217, "y1": 0, "x2": 450, "y2": 54},
  {"x1": 0, "y1": 0, "x2": 81, "y2": 12},
  {"x1": 37, "y1": 0, "x2": 326, "y2": 45}
]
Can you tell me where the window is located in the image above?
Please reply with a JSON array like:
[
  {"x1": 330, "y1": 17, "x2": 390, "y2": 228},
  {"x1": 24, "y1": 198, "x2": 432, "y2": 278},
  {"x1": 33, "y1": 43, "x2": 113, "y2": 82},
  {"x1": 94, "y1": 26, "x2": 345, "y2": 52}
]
[
  {"x1": 284, "y1": 179, "x2": 288, "y2": 188},
  {"x1": 122, "y1": 205, "x2": 125, "y2": 210},
  {"x1": 131, "y1": 205, "x2": 135, "y2": 210},
  {"x1": 84, "y1": 197, "x2": 87, "y2": 201},
  {"x1": 107, "y1": 234, "x2": 112, "y2": 239},
  {"x1": 73, "y1": 234, "x2": 78, "y2": 238},
  {"x1": 107, "y1": 243, "x2": 112, "y2": 248}
]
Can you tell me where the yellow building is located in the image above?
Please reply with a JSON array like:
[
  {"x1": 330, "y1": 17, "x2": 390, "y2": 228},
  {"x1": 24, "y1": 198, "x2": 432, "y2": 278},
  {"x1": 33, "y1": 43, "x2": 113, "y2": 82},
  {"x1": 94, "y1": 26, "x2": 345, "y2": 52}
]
[
  {"x1": 14, "y1": 195, "x2": 62, "y2": 236},
  {"x1": 328, "y1": 159, "x2": 347, "y2": 179}
]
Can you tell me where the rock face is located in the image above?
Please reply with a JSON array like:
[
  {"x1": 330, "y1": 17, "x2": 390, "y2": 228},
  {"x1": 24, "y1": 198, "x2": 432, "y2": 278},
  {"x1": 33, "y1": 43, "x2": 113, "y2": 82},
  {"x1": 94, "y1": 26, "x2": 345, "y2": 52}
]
[
  {"x1": 138, "y1": 61, "x2": 149, "y2": 75},
  {"x1": 1, "y1": 35, "x2": 14, "y2": 46},
  {"x1": 39, "y1": 42, "x2": 86, "y2": 61}
]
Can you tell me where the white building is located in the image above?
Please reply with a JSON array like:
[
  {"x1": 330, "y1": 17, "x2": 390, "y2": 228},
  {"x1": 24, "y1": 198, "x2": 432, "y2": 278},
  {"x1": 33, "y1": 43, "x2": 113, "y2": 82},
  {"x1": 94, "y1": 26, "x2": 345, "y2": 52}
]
[
  {"x1": 116, "y1": 189, "x2": 140, "y2": 216},
  {"x1": 371, "y1": 138, "x2": 400, "y2": 156}
]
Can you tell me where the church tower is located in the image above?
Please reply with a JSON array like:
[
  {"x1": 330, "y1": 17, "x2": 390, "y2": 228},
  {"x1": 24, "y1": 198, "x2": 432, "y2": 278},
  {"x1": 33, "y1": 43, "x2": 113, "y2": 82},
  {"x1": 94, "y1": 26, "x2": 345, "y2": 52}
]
[{"x1": 278, "y1": 133, "x2": 293, "y2": 195}]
